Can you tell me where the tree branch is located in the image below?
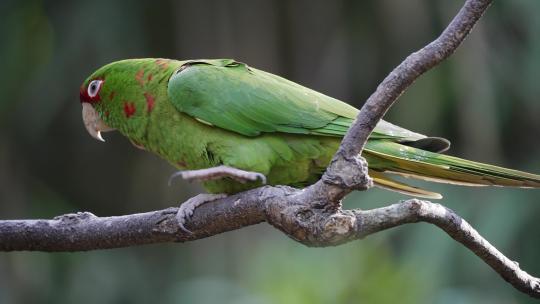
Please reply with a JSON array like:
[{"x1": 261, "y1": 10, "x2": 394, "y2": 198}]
[
  {"x1": 2, "y1": 0, "x2": 539, "y2": 298},
  {"x1": 2, "y1": 193, "x2": 539, "y2": 297}
]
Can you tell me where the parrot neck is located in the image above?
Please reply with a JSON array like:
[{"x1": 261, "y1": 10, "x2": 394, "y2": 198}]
[{"x1": 143, "y1": 98, "x2": 219, "y2": 171}]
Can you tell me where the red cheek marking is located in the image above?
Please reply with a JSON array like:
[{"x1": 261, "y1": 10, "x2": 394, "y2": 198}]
[
  {"x1": 147, "y1": 73, "x2": 153, "y2": 82},
  {"x1": 79, "y1": 84, "x2": 102, "y2": 104},
  {"x1": 108, "y1": 91, "x2": 116, "y2": 101},
  {"x1": 135, "y1": 69, "x2": 145, "y2": 87},
  {"x1": 123, "y1": 101, "x2": 136, "y2": 118},
  {"x1": 144, "y1": 92, "x2": 155, "y2": 113}
]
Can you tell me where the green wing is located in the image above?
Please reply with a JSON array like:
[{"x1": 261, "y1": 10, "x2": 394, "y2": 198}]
[
  {"x1": 166, "y1": 59, "x2": 540, "y2": 198},
  {"x1": 167, "y1": 59, "x2": 430, "y2": 142}
]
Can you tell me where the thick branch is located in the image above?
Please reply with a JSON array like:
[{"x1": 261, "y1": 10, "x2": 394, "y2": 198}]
[
  {"x1": 0, "y1": 187, "x2": 272, "y2": 251},
  {"x1": 3, "y1": 0, "x2": 538, "y2": 299},
  {"x1": 1, "y1": 195, "x2": 539, "y2": 297}
]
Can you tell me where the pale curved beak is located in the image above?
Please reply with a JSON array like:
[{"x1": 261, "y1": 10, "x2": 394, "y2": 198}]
[{"x1": 82, "y1": 102, "x2": 115, "y2": 142}]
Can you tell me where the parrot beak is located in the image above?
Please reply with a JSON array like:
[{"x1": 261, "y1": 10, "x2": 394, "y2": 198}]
[{"x1": 82, "y1": 102, "x2": 115, "y2": 142}]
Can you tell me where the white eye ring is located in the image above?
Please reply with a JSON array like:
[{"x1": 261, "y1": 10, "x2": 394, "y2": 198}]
[{"x1": 87, "y1": 80, "x2": 103, "y2": 98}]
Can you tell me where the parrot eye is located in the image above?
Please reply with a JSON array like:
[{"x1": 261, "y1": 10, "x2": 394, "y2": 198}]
[{"x1": 87, "y1": 80, "x2": 104, "y2": 98}]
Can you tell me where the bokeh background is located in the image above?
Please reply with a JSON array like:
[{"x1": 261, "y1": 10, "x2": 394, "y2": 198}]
[{"x1": 1, "y1": 0, "x2": 540, "y2": 303}]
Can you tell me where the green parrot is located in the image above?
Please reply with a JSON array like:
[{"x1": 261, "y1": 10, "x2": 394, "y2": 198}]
[{"x1": 80, "y1": 58, "x2": 540, "y2": 230}]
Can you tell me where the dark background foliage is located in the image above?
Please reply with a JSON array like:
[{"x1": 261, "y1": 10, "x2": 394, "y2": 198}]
[{"x1": 1, "y1": 0, "x2": 539, "y2": 303}]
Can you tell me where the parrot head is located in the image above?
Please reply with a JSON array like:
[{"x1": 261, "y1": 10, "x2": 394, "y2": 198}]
[
  {"x1": 80, "y1": 74, "x2": 114, "y2": 142},
  {"x1": 80, "y1": 59, "x2": 173, "y2": 143}
]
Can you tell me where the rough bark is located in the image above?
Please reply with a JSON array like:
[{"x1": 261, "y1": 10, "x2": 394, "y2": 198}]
[{"x1": 2, "y1": 0, "x2": 539, "y2": 299}]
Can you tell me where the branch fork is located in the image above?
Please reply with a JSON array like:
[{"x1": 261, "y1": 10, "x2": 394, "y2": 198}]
[{"x1": 322, "y1": 155, "x2": 373, "y2": 192}]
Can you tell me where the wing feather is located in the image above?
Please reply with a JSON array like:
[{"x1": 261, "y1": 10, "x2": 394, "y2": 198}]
[{"x1": 167, "y1": 59, "x2": 431, "y2": 142}]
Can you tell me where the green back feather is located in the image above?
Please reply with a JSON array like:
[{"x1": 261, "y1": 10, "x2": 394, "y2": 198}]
[{"x1": 167, "y1": 59, "x2": 428, "y2": 141}]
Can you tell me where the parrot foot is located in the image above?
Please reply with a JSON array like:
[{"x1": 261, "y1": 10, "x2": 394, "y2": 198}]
[
  {"x1": 176, "y1": 193, "x2": 228, "y2": 233},
  {"x1": 168, "y1": 165, "x2": 267, "y2": 185}
]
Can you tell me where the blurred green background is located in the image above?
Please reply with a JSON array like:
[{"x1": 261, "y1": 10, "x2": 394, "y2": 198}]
[{"x1": 1, "y1": 0, "x2": 539, "y2": 303}]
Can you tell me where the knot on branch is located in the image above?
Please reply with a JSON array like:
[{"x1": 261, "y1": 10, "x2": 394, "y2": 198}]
[
  {"x1": 322, "y1": 155, "x2": 373, "y2": 191},
  {"x1": 265, "y1": 198, "x2": 358, "y2": 247},
  {"x1": 53, "y1": 212, "x2": 97, "y2": 224}
]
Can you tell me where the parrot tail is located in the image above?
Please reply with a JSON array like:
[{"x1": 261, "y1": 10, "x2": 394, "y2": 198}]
[{"x1": 364, "y1": 140, "x2": 540, "y2": 199}]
